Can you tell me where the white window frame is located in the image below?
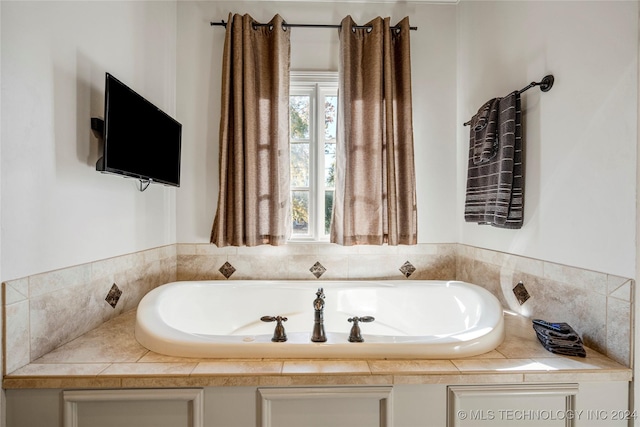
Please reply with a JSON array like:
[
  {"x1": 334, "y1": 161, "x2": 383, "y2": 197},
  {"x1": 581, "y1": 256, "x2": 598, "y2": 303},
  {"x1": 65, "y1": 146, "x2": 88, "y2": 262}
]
[{"x1": 289, "y1": 71, "x2": 338, "y2": 242}]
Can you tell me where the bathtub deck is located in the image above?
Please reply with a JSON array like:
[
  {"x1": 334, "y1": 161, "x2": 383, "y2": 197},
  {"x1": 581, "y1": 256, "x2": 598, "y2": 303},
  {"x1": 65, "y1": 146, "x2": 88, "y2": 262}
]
[{"x1": 3, "y1": 310, "x2": 631, "y2": 389}]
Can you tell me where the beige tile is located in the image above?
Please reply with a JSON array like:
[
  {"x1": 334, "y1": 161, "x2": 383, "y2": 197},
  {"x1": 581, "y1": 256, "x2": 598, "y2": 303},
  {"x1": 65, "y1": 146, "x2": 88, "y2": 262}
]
[
  {"x1": 29, "y1": 280, "x2": 119, "y2": 361},
  {"x1": 176, "y1": 243, "x2": 198, "y2": 256},
  {"x1": 609, "y1": 280, "x2": 632, "y2": 302},
  {"x1": 282, "y1": 360, "x2": 370, "y2": 375},
  {"x1": 4, "y1": 278, "x2": 29, "y2": 303},
  {"x1": 495, "y1": 333, "x2": 557, "y2": 359},
  {"x1": 177, "y1": 255, "x2": 229, "y2": 281},
  {"x1": 452, "y1": 358, "x2": 553, "y2": 372},
  {"x1": 286, "y1": 255, "x2": 348, "y2": 280},
  {"x1": 120, "y1": 376, "x2": 258, "y2": 388},
  {"x1": 607, "y1": 275, "x2": 631, "y2": 295},
  {"x1": 5, "y1": 300, "x2": 31, "y2": 373},
  {"x1": 347, "y1": 255, "x2": 408, "y2": 280},
  {"x1": 524, "y1": 371, "x2": 632, "y2": 383},
  {"x1": 8, "y1": 363, "x2": 110, "y2": 377},
  {"x1": 100, "y1": 363, "x2": 197, "y2": 376},
  {"x1": 91, "y1": 252, "x2": 139, "y2": 282},
  {"x1": 368, "y1": 360, "x2": 458, "y2": 374},
  {"x1": 393, "y1": 373, "x2": 524, "y2": 385},
  {"x1": 226, "y1": 255, "x2": 288, "y2": 280},
  {"x1": 606, "y1": 297, "x2": 632, "y2": 367},
  {"x1": 34, "y1": 310, "x2": 147, "y2": 364},
  {"x1": 3, "y1": 377, "x2": 122, "y2": 389},
  {"x1": 277, "y1": 375, "x2": 392, "y2": 386},
  {"x1": 529, "y1": 356, "x2": 628, "y2": 372},
  {"x1": 458, "y1": 350, "x2": 506, "y2": 359},
  {"x1": 543, "y1": 262, "x2": 607, "y2": 295},
  {"x1": 194, "y1": 244, "x2": 237, "y2": 256},
  {"x1": 192, "y1": 361, "x2": 282, "y2": 375},
  {"x1": 138, "y1": 352, "x2": 211, "y2": 363},
  {"x1": 29, "y1": 263, "x2": 92, "y2": 297}
]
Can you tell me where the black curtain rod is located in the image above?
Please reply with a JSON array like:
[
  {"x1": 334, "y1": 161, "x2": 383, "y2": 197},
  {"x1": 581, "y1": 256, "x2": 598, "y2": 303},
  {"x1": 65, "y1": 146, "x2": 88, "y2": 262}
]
[
  {"x1": 210, "y1": 20, "x2": 418, "y2": 31},
  {"x1": 463, "y1": 74, "x2": 554, "y2": 126}
]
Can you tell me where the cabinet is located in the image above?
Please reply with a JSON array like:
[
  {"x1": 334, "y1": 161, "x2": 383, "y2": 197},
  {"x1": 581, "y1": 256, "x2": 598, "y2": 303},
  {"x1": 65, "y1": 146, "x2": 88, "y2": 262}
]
[
  {"x1": 447, "y1": 384, "x2": 578, "y2": 426},
  {"x1": 5, "y1": 382, "x2": 630, "y2": 427}
]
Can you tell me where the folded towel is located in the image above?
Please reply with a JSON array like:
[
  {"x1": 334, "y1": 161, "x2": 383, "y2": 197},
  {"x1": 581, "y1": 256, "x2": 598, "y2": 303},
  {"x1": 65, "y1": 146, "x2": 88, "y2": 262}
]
[
  {"x1": 464, "y1": 91, "x2": 524, "y2": 228},
  {"x1": 532, "y1": 319, "x2": 586, "y2": 358},
  {"x1": 470, "y1": 98, "x2": 500, "y2": 165}
]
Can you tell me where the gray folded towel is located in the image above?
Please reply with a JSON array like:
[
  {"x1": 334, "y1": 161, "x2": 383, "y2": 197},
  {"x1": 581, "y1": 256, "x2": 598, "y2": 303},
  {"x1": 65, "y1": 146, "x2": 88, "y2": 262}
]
[
  {"x1": 532, "y1": 320, "x2": 586, "y2": 358},
  {"x1": 470, "y1": 98, "x2": 500, "y2": 165},
  {"x1": 464, "y1": 91, "x2": 524, "y2": 229}
]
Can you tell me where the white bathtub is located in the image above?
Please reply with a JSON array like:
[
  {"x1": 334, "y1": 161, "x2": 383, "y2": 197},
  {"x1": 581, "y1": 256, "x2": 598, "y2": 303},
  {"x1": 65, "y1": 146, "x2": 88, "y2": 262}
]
[{"x1": 135, "y1": 280, "x2": 505, "y2": 359}]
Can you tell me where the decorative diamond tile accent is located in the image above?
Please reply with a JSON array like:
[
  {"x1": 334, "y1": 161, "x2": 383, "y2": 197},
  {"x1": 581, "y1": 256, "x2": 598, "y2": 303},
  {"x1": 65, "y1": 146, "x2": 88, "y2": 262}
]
[
  {"x1": 513, "y1": 281, "x2": 530, "y2": 305},
  {"x1": 219, "y1": 261, "x2": 236, "y2": 279},
  {"x1": 105, "y1": 283, "x2": 122, "y2": 309},
  {"x1": 310, "y1": 261, "x2": 327, "y2": 279},
  {"x1": 399, "y1": 261, "x2": 416, "y2": 278}
]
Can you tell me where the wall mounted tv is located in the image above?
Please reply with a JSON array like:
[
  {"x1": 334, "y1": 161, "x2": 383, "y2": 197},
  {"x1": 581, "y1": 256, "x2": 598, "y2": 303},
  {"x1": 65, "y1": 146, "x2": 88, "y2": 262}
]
[{"x1": 95, "y1": 73, "x2": 182, "y2": 188}]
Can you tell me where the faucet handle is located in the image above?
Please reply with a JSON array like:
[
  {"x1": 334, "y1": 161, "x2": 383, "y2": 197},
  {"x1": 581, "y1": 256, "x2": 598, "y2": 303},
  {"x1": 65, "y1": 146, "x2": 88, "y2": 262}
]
[
  {"x1": 261, "y1": 315, "x2": 288, "y2": 342},
  {"x1": 349, "y1": 316, "x2": 375, "y2": 323},
  {"x1": 347, "y1": 316, "x2": 375, "y2": 342}
]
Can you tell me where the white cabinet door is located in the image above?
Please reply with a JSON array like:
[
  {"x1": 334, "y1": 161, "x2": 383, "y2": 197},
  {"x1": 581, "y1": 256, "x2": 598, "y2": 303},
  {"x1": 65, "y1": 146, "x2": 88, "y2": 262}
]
[
  {"x1": 258, "y1": 387, "x2": 393, "y2": 427},
  {"x1": 62, "y1": 389, "x2": 204, "y2": 427},
  {"x1": 447, "y1": 384, "x2": 579, "y2": 427}
]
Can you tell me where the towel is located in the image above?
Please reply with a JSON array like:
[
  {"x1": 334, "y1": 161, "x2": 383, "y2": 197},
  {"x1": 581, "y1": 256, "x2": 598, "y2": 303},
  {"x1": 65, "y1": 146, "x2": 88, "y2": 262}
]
[
  {"x1": 532, "y1": 320, "x2": 586, "y2": 358},
  {"x1": 464, "y1": 91, "x2": 524, "y2": 228},
  {"x1": 470, "y1": 98, "x2": 500, "y2": 165}
]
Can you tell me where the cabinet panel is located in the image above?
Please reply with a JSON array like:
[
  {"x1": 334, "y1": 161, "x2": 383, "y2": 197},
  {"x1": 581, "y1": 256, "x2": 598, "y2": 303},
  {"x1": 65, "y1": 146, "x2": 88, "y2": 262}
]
[
  {"x1": 62, "y1": 389, "x2": 204, "y2": 427},
  {"x1": 447, "y1": 384, "x2": 579, "y2": 427},
  {"x1": 258, "y1": 387, "x2": 393, "y2": 427}
]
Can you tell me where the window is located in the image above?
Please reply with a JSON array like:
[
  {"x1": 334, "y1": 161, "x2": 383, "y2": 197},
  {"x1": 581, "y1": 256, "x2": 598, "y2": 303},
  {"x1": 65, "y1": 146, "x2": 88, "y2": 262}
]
[{"x1": 289, "y1": 72, "x2": 338, "y2": 241}]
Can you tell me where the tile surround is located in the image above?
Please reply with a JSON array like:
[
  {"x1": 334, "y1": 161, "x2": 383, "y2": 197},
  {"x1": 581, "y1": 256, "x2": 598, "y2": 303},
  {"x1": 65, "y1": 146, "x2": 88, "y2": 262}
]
[
  {"x1": 2, "y1": 242, "x2": 634, "y2": 376},
  {"x1": 4, "y1": 311, "x2": 630, "y2": 390}
]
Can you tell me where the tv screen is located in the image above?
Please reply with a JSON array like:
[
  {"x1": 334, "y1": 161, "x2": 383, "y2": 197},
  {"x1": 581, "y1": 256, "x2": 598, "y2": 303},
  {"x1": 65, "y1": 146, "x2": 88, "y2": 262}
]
[{"x1": 96, "y1": 73, "x2": 182, "y2": 187}]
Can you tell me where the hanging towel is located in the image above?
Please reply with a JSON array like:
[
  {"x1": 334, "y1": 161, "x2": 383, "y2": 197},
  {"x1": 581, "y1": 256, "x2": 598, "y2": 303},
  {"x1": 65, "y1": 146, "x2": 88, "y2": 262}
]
[
  {"x1": 464, "y1": 91, "x2": 524, "y2": 229},
  {"x1": 470, "y1": 98, "x2": 500, "y2": 165}
]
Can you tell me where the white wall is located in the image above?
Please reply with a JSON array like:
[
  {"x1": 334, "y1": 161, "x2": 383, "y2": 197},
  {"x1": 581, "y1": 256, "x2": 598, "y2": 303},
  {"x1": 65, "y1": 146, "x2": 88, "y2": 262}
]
[
  {"x1": 1, "y1": 1, "x2": 179, "y2": 281},
  {"x1": 457, "y1": 1, "x2": 638, "y2": 278},
  {"x1": 1, "y1": 0, "x2": 636, "y2": 283},
  {"x1": 175, "y1": 1, "x2": 458, "y2": 245}
]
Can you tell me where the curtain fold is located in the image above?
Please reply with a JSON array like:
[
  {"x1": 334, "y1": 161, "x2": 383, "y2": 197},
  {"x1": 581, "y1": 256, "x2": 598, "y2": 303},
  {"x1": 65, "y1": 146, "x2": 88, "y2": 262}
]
[
  {"x1": 211, "y1": 13, "x2": 291, "y2": 247},
  {"x1": 331, "y1": 16, "x2": 417, "y2": 246}
]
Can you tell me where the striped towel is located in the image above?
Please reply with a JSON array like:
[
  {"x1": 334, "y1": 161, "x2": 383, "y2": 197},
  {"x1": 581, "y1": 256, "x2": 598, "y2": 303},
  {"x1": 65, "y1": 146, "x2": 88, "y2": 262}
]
[
  {"x1": 464, "y1": 91, "x2": 524, "y2": 229},
  {"x1": 470, "y1": 98, "x2": 500, "y2": 165}
]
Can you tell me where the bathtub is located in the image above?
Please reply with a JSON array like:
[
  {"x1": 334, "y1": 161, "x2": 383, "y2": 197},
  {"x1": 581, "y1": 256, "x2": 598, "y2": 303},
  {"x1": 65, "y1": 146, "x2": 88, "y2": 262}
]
[{"x1": 135, "y1": 280, "x2": 505, "y2": 359}]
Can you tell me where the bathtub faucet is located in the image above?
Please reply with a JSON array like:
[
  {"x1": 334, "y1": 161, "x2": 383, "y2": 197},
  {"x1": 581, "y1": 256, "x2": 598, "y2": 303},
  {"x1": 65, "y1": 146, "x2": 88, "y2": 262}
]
[{"x1": 311, "y1": 288, "x2": 327, "y2": 342}]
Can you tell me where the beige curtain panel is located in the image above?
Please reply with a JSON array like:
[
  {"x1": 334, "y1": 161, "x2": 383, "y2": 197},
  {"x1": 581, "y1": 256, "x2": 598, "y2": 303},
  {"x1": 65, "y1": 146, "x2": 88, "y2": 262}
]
[
  {"x1": 331, "y1": 16, "x2": 418, "y2": 246},
  {"x1": 211, "y1": 13, "x2": 291, "y2": 247}
]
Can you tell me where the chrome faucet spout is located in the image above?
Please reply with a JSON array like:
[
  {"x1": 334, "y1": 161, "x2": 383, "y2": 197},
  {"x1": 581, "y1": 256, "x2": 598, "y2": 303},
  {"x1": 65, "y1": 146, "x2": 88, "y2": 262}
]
[{"x1": 311, "y1": 288, "x2": 327, "y2": 342}]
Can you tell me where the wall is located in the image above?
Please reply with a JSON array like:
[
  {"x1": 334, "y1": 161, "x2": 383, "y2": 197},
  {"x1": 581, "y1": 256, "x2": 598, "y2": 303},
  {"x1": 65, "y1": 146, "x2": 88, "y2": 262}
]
[
  {"x1": 175, "y1": 1, "x2": 458, "y2": 245},
  {"x1": 1, "y1": 1, "x2": 179, "y2": 282},
  {"x1": 456, "y1": 1, "x2": 638, "y2": 279}
]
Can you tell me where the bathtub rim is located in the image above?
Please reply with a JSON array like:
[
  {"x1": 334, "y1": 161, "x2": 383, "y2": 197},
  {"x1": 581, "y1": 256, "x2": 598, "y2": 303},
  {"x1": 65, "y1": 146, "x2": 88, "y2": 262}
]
[{"x1": 135, "y1": 279, "x2": 505, "y2": 359}]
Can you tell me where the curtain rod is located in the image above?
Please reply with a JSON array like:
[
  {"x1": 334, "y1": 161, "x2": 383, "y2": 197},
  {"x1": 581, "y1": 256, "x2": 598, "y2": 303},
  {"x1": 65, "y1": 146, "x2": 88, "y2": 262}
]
[
  {"x1": 463, "y1": 74, "x2": 554, "y2": 126},
  {"x1": 210, "y1": 20, "x2": 418, "y2": 31}
]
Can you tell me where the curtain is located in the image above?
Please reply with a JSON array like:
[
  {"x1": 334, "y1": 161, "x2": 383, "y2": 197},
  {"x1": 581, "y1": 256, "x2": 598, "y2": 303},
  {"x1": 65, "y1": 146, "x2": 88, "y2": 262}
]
[
  {"x1": 211, "y1": 14, "x2": 291, "y2": 247},
  {"x1": 331, "y1": 16, "x2": 417, "y2": 246}
]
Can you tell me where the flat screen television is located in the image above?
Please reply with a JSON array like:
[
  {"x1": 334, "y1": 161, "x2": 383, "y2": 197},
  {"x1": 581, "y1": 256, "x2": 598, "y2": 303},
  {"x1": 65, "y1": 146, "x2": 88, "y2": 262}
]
[{"x1": 96, "y1": 73, "x2": 182, "y2": 187}]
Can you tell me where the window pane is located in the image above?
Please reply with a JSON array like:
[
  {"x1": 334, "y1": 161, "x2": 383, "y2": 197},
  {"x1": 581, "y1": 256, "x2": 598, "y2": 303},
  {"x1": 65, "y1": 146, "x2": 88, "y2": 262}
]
[
  {"x1": 324, "y1": 142, "x2": 336, "y2": 188},
  {"x1": 324, "y1": 96, "x2": 337, "y2": 141},
  {"x1": 291, "y1": 143, "x2": 309, "y2": 187},
  {"x1": 292, "y1": 190, "x2": 309, "y2": 235},
  {"x1": 324, "y1": 190, "x2": 334, "y2": 235},
  {"x1": 290, "y1": 96, "x2": 310, "y2": 139}
]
